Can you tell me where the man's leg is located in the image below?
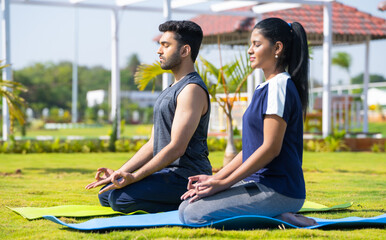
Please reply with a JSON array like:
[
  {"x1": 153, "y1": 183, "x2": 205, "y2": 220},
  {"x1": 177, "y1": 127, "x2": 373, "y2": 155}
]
[
  {"x1": 99, "y1": 170, "x2": 188, "y2": 213},
  {"x1": 98, "y1": 184, "x2": 112, "y2": 207}
]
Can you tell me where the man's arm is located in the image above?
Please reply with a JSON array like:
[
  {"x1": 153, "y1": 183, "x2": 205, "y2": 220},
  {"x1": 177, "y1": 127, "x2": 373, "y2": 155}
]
[
  {"x1": 85, "y1": 127, "x2": 155, "y2": 189},
  {"x1": 100, "y1": 84, "x2": 208, "y2": 193}
]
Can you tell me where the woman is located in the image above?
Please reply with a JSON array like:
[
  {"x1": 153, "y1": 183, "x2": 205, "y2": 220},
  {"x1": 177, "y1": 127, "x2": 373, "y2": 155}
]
[{"x1": 178, "y1": 18, "x2": 316, "y2": 227}]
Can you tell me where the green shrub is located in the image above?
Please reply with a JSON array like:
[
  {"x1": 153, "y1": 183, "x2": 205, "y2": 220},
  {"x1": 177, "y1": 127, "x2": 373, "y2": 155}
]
[
  {"x1": 304, "y1": 135, "x2": 350, "y2": 152},
  {"x1": 207, "y1": 138, "x2": 226, "y2": 151},
  {"x1": 304, "y1": 140, "x2": 324, "y2": 152},
  {"x1": 323, "y1": 136, "x2": 348, "y2": 152},
  {"x1": 0, "y1": 138, "x2": 149, "y2": 154},
  {"x1": 0, "y1": 137, "x2": 243, "y2": 154},
  {"x1": 371, "y1": 144, "x2": 382, "y2": 153}
]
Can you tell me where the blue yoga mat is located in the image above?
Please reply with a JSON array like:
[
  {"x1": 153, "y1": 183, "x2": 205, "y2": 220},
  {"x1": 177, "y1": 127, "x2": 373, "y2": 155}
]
[{"x1": 44, "y1": 211, "x2": 386, "y2": 231}]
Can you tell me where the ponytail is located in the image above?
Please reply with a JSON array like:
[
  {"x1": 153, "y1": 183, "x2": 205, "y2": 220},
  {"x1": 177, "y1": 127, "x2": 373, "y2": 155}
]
[{"x1": 288, "y1": 22, "x2": 309, "y2": 118}]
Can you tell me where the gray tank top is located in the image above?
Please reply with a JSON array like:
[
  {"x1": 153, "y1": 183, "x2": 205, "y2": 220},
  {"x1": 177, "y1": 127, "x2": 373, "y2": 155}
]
[{"x1": 153, "y1": 72, "x2": 212, "y2": 179}]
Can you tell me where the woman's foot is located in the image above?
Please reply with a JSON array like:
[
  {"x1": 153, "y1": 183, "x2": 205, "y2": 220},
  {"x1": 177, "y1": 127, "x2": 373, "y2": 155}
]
[{"x1": 276, "y1": 212, "x2": 317, "y2": 227}]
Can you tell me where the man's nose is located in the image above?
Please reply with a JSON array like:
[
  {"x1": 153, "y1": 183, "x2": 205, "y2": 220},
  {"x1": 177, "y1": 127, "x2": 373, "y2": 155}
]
[{"x1": 157, "y1": 46, "x2": 162, "y2": 54}]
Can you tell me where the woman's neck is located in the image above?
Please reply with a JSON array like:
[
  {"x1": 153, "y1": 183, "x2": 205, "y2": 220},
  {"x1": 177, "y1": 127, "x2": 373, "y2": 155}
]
[{"x1": 263, "y1": 67, "x2": 285, "y2": 81}]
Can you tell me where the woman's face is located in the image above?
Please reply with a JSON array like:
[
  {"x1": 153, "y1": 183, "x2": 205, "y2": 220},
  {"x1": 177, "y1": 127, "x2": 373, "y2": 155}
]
[{"x1": 247, "y1": 29, "x2": 276, "y2": 71}]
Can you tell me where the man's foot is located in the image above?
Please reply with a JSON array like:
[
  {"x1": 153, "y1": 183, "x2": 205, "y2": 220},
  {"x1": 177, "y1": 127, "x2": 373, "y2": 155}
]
[{"x1": 276, "y1": 212, "x2": 317, "y2": 227}]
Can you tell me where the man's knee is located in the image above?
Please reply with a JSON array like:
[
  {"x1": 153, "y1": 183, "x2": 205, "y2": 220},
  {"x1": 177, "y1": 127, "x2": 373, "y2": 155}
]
[
  {"x1": 107, "y1": 190, "x2": 136, "y2": 213},
  {"x1": 98, "y1": 190, "x2": 111, "y2": 207}
]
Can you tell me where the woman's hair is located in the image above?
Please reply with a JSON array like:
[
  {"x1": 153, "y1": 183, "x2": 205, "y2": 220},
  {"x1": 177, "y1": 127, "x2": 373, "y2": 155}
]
[{"x1": 254, "y1": 18, "x2": 309, "y2": 117}]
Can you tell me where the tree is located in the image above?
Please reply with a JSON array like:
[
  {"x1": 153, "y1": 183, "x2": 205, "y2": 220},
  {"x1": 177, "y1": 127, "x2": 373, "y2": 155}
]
[
  {"x1": 14, "y1": 61, "x2": 112, "y2": 120},
  {"x1": 0, "y1": 62, "x2": 27, "y2": 130},
  {"x1": 135, "y1": 61, "x2": 170, "y2": 91},
  {"x1": 196, "y1": 53, "x2": 253, "y2": 166},
  {"x1": 127, "y1": 53, "x2": 141, "y2": 75},
  {"x1": 351, "y1": 73, "x2": 386, "y2": 85},
  {"x1": 332, "y1": 51, "x2": 352, "y2": 83},
  {"x1": 134, "y1": 53, "x2": 253, "y2": 166}
]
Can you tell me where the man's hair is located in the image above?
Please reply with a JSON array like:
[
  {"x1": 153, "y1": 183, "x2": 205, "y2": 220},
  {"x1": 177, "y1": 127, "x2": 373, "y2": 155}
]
[{"x1": 159, "y1": 20, "x2": 203, "y2": 62}]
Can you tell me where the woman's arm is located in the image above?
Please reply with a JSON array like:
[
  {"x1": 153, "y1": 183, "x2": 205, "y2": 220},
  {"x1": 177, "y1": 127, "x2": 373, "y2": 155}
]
[
  {"x1": 213, "y1": 151, "x2": 243, "y2": 180},
  {"x1": 219, "y1": 115, "x2": 287, "y2": 187},
  {"x1": 194, "y1": 115, "x2": 287, "y2": 199}
]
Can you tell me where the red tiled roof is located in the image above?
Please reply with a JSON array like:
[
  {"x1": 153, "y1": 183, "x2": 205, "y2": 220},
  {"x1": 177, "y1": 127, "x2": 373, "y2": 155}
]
[{"x1": 190, "y1": 2, "x2": 386, "y2": 40}]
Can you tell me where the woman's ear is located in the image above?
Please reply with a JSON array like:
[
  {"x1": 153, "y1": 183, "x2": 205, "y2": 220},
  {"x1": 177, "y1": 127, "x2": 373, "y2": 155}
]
[{"x1": 275, "y1": 41, "x2": 284, "y2": 56}]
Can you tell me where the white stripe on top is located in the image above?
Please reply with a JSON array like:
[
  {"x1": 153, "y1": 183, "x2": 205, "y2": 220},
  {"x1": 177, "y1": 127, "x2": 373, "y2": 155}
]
[{"x1": 265, "y1": 72, "x2": 290, "y2": 118}]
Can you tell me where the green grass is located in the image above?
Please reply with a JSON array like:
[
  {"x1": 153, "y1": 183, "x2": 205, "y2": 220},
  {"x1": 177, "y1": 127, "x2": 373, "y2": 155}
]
[
  {"x1": 369, "y1": 122, "x2": 386, "y2": 137},
  {"x1": 0, "y1": 152, "x2": 385, "y2": 239}
]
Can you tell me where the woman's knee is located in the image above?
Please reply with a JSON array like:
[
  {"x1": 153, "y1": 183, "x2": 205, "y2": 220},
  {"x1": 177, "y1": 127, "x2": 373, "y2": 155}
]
[{"x1": 178, "y1": 201, "x2": 207, "y2": 225}]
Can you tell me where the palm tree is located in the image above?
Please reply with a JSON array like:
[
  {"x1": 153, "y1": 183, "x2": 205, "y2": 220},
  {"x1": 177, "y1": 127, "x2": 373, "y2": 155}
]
[
  {"x1": 134, "y1": 53, "x2": 253, "y2": 166},
  {"x1": 135, "y1": 61, "x2": 171, "y2": 91},
  {"x1": 0, "y1": 62, "x2": 27, "y2": 130},
  {"x1": 332, "y1": 52, "x2": 352, "y2": 84}
]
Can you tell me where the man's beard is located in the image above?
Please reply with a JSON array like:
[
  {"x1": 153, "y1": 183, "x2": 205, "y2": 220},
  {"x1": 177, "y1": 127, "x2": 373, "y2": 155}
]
[{"x1": 160, "y1": 50, "x2": 182, "y2": 70}]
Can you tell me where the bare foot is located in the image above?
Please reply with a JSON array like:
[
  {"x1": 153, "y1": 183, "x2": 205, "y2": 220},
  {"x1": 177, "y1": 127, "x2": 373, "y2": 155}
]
[{"x1": 276, "y1": 212, "x2": 317, "y2": 227}]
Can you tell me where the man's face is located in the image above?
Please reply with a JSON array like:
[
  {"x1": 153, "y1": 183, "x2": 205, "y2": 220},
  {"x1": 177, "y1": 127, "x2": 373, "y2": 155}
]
[{"x1": 157, "y1": 31, "x2": 182, "y2": 70}]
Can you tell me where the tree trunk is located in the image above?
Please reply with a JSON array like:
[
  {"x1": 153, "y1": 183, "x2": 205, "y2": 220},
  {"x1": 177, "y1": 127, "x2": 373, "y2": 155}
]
[{"x1": 223, "y1": 114, "x2": 237, "y2": 166}]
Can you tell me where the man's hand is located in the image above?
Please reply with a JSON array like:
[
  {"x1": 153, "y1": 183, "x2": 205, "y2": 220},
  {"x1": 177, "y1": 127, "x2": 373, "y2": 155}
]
[
  {"x1": 98, "y1": 170, "x2": 135, "y2": 194},
  {"x1": 85, "y1": 168, "x2": 115, "y2": 190}
]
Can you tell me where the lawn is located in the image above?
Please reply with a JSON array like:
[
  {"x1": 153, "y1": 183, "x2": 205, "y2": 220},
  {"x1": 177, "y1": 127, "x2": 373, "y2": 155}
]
[{"x1": 0, "y1": 152, "x2": 385, "y2": 239}]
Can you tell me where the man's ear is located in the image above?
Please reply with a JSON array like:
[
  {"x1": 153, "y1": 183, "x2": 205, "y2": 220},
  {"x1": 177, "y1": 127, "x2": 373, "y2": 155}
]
[{"x1": 180, "y1": 45, "x2": 191, "y2": 58}]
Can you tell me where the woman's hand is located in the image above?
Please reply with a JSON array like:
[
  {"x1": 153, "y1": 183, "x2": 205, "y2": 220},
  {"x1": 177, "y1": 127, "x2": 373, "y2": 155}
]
[
  {"x1": 98, "y1": 170, "x2": 135, "y2": 194},
  {"x1": 85, "y1": 168, "x2": 115, "y2": 190},
  {"x1": 181, "y1": 175, "x2": 229, "y2": 203},
  {"x1": 186, "y1": 175, "x2": 213, "y2": 190},
  {"x1": 181, "y1": 174, "x2": 213, "y2": 201},
  {"x1": 189, "y1": 178, "x2": 228, "y2": 203}
]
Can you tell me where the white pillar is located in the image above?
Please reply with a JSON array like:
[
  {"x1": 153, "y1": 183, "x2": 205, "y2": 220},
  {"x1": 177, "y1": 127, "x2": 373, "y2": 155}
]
[
  {"x1": 162, "y1": 0, "x2": 172, "y2": 89},
  {"x1": 111, "y1": 9, "x2": 120, "y2": 138},
  {"x1": 71, "y1": 8, "x2": 79, "y2": 123},
  {"x1": 344, "y1": 95, "x2": 349, "y2": 132},
  {"x1": 251, "y1": 14, "x2": 264, "y2": 96},
  {"x1": 162, "y1": 73, "x2": 172, "y2": 89},
  {"x1": 322, "y1": 3, "x2": 332, "y2": 137},
  {"x1": 163, "y1": 0, "x2": 171, "y2": 19},
  {"x1": 362, "y1": 36, "x2": 370, "y2": 133},
  {"x1": 247, "y1": 73, "x2": 254, "y2": 105},
  {"x1": 2, "y1": 0, "x2": 11, "y2": 141},
  {"x1": 254, "y1": 69, "x2": 263, "y2": 86}
]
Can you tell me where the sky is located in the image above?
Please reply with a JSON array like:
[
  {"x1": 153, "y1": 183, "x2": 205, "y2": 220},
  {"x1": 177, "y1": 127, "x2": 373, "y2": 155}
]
[{"x1": 5, "y1": 0, "x2": 386, "y2": 86}]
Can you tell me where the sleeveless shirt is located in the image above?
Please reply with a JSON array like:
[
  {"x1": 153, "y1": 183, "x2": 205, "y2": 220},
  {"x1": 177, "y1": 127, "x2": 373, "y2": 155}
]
[{"x1": 153, "y1": 72, "x2": 212, "y2": 179}]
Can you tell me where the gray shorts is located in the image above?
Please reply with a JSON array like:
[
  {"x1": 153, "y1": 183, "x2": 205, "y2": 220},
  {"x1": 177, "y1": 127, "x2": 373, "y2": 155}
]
[{"x1": 178, "y1": 181, "x2": 304, "y2": 224}]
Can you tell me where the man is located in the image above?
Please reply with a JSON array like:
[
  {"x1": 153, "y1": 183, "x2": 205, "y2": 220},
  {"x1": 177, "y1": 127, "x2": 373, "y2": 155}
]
[{"x1": 85, "y1": 20, "x2": 212, "y2": 213}]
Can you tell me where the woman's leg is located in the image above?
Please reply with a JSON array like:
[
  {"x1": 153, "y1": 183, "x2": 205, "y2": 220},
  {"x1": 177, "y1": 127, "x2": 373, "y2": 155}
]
[{"x1": 179, "y1": 181, "x2": 304, "y2": 225}]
